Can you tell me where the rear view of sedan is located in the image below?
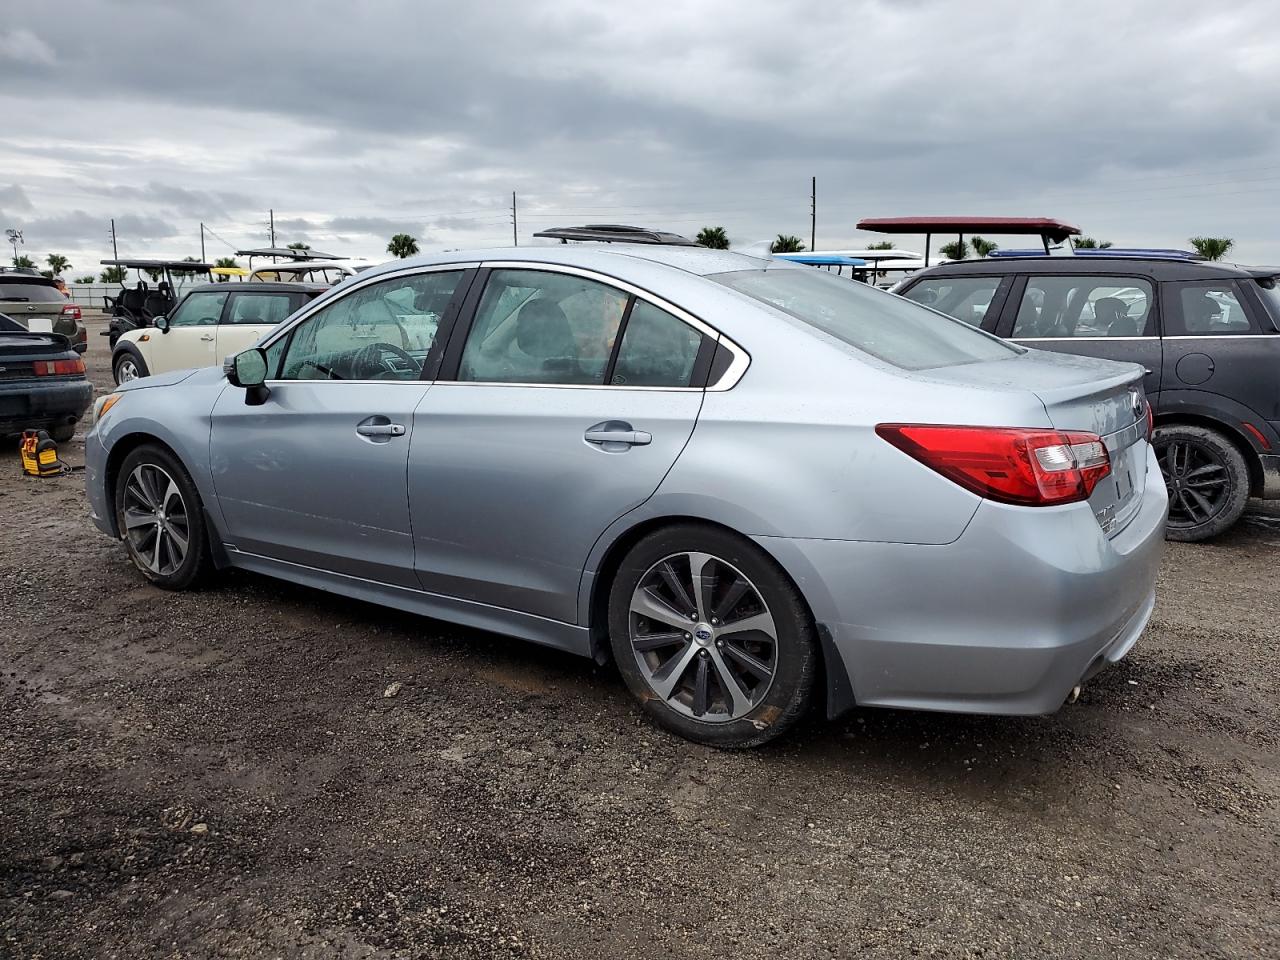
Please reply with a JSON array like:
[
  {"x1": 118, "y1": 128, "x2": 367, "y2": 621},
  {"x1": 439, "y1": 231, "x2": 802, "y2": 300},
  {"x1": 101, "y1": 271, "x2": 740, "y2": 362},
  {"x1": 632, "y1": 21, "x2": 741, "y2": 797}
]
[{"x1": 84, "y1": 246, "x2": 1166, "y2": 747}]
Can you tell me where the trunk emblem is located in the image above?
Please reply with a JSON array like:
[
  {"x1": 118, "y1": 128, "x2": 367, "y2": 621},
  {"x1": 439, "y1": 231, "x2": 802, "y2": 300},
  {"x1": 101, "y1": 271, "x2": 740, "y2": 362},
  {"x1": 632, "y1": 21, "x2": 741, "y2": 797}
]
[{"x1": 1129, "y1": 388, "x2": 1143, "y2": 420}]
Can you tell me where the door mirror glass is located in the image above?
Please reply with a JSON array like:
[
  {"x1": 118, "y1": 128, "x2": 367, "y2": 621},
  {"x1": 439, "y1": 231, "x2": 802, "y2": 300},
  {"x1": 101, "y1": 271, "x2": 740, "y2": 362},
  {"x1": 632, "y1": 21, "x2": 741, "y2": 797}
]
[
  {"x1": 230, "y1": 347, "x2": 268, "y2": 387},
  {"x1": 153, "y1": 315, "x2": 169, "y2": 333}
]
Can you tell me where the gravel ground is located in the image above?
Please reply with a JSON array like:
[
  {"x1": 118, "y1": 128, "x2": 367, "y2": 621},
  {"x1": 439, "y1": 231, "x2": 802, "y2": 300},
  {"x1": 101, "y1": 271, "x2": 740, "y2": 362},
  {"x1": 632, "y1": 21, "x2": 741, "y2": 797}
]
[{"x1": 1, "y1": 318, "x2": 1277, "y2": 959}]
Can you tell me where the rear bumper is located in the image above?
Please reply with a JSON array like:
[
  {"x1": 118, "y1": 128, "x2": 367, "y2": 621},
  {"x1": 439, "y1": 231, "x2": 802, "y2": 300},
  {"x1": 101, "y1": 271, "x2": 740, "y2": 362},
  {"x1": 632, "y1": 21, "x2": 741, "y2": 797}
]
[
  {"x1": 0, "y1": 379, "x2": 92, "y2": 432},
  {"x1": 760, "y1": 445, "x2": 1169, "y2": 716}
]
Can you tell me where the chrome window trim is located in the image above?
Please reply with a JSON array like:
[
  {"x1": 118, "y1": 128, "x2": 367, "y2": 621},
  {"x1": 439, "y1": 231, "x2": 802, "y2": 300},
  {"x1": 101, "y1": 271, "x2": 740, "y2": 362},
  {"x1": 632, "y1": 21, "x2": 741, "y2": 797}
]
[
  {"x1": 1012, "y1": 336, "x2": 1157, "y2": 343},
  {"x1": 476, "y1": 261, "x2": 750, "y2": 390},
  {"x1": 1161, "y1": 334, "x2": 1276, "y2": 340}
]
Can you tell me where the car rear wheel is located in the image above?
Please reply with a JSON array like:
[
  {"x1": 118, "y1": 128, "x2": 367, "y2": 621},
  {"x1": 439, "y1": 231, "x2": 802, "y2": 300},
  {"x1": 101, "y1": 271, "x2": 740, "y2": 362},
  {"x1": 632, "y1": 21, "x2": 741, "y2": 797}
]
[
  {"x1": 1153, "y1": 424, "x2": 1249, "y2": 542},
  {"x1": 113, "y1": 352, "x2": 146, "y2": 385},
  {"x1": 113, "y1": 444, "x2": 211, "y2": 589},
  {"x1": 49, "y1": 423, "x2": 76, "y2": 443},
  {"x1": 607, "y1": 524, "x2": 818, "y2": 748}
]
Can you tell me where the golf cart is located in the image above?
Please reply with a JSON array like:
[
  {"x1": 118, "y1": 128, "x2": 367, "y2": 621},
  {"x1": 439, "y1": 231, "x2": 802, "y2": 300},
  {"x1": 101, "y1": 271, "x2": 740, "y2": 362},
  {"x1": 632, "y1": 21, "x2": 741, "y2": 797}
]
[{"x1": 100, "y1": 258, "x2": 213, "y2": 348}]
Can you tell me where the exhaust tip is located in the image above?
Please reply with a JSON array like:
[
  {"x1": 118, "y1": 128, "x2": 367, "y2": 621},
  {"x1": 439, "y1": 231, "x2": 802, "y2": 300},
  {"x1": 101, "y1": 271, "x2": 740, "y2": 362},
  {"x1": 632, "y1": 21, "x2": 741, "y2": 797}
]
[{"x1": 1067, "y1": 684, "x2": 1082, "y2": 705}]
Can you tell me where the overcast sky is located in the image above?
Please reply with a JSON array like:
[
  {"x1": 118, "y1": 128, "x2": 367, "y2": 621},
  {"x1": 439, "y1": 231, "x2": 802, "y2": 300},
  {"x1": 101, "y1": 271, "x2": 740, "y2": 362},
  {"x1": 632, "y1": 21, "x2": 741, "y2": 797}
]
[{"x1": 2, "y1": 0, "x2": 1277, "y2": 274}]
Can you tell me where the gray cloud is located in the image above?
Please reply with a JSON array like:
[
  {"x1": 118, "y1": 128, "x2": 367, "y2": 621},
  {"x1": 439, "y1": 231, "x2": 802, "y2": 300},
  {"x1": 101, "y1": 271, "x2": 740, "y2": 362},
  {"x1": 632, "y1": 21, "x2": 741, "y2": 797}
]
[
  {"x1": 0, "y1": 185, "x2": 34, "y2": 212},
  {"x1": 0, "y1": 1, "x2": 1276, "y2": 264}
]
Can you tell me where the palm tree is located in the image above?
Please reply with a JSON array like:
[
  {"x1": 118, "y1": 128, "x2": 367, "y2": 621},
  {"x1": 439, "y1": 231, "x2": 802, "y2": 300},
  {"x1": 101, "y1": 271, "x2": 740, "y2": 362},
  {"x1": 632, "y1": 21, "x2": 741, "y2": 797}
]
[
  {"x1": 387, "y1": 233, "x2": 419, "y2": 259},
  {"x1": 74, "y1": 275, "x2": 95, "y2": 284},
  {"x1": 1073, "y1": 237, "x2": 1113, "y2": 249},
  {"x1": 865, "y1": 241, "x2": 896, "y2": 250},
  {"x1": 12, "y1": 254, "x2": 35, "y2": 269},
  {"x1": 970, "y1": 236, "x2": 999, "y2": 258},
  {"x1": 213, "y1": 256, "x2": 241, "y2": 282},
  {"x1": 100, "y1": 265, "x2": 128, "y2": 284},
  {"x1": 46, "y1": 253, "x2": 71, "y2": 276},
  {"x1": 286, "y1": 241, "x2": 311, "y2": 251},
  {"x1": 770, "y1": 234, "x2": 805, "y2": 254},
  {"x1": 1188, "y1": 236, "x2": 1234, "y2": 261},
  {"x1": 696, "y1": 226, "x2": 730, "y2": 249},
  {"x1": 938, "y1": 240, "x2": 969, "y2": 261}
]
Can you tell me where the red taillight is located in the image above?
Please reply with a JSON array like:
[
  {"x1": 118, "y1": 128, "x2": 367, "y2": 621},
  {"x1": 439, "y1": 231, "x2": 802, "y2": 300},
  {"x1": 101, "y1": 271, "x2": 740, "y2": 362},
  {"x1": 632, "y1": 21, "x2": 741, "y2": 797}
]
[
  {"x1": 876, "y1": 424, "x2": 1111, "y2": 506},
  {"x1": 61, "y1": 304, "x2": 82, "y2": 321},
  {"x1": 33, "y1": 358, "x2": 86, "y2": 376}
]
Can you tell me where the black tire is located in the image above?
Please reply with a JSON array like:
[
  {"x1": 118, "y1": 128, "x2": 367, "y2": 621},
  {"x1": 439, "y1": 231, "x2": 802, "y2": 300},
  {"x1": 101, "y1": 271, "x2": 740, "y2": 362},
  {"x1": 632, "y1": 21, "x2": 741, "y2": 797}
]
[
  {"x1": 113, "y1": 349, "x2": 148, "y2": 385},
  {"x1": 49, "y1": 423, "x2": 76, "y2": 443},
  {"x1": 1154, "y1": 424, "x2": 1250, "y2": 542},
  {"x1": 607, "y1": 523, "x2": 818, "y2": 749},
  {"x1": 113, "y1": 444, "x2": 212, "y2": 589}
]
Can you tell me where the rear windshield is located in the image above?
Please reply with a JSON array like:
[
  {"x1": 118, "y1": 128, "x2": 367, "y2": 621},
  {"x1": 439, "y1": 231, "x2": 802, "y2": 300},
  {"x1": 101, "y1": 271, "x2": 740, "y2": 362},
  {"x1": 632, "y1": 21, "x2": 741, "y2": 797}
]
[
  {"x1": 709, "y1": 267, "x2": 1019, "y2": 369},
  {"x1": 0, "y1": 281, "x2": 62, "y2": 303}
]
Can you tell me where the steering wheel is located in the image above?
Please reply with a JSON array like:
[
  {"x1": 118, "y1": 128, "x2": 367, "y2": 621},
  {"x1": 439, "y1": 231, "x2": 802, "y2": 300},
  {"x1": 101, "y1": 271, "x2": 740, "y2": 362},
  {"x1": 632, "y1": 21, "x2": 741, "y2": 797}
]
[{"x1": 354, "y1": 341, "x2": 418, "y2": 379}]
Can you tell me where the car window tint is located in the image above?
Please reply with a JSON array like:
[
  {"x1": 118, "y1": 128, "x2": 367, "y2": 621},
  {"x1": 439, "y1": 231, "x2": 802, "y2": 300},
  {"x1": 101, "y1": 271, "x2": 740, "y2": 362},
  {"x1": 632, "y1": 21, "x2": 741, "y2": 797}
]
[
  {"x1": 1254, "y1": 279, "x2": 1280, "y2": 327},
  {"x1": 1011, "y1": 276, "x2": 1153, "y2": 338},
  {"x1": 169, "y1": 291, "x2": 228, "y2": 327},
  {"x1": 611, "y1": 300, "x2": 704, "y2": 386},
  {"x1": 458, "y1": 269, "x2": 629, "y2": 384},
  {"x1": 902, "y1": 277, "x2": 1001, "y2": 327},
  {"x1": 710, "y1": 267, "x2": 1017, "y2": 370},
  {"x1": 1170, "y1": 282, "x2": 1254, "y2": 336},
  {"x1": 278, "y1": 271, "x2": 465, "y2": 381},
  {"x1": 225, "y1": 293, "x2": 293, "y2": 325},
  {"x1": 0, "y1": 281, "x2": 63, "y2": 303}
]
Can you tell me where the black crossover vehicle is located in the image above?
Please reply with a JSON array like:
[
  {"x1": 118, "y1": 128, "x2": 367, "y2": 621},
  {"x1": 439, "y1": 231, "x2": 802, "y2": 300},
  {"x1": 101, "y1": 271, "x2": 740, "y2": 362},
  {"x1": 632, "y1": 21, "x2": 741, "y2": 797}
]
[{"x1": 896, "y1": 255, "x2": 1280, "y2": 541}]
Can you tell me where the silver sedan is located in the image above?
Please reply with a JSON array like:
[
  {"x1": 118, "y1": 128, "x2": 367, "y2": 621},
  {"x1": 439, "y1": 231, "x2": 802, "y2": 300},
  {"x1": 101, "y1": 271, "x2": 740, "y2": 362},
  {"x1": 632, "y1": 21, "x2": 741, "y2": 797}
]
[{"x1": 84, "y1": 245, "x2": 1167, "y2": 747}]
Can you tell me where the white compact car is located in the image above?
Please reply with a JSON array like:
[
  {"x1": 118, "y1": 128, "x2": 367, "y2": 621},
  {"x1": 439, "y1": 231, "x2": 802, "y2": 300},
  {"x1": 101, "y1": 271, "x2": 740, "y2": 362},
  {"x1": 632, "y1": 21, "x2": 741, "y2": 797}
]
[{"x1": 110, "y1": 282, "x2": 326, "y2": 384}]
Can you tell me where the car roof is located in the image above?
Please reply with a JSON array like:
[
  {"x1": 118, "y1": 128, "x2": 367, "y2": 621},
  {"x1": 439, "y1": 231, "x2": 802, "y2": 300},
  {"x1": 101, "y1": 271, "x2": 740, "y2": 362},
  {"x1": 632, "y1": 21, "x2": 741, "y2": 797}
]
[
  {"x1": 184, "y1": 281, "x2": 328, "y2": 294},
  {"x1": 904, "y1": 256, "x2": 1279, "y2": 282}
]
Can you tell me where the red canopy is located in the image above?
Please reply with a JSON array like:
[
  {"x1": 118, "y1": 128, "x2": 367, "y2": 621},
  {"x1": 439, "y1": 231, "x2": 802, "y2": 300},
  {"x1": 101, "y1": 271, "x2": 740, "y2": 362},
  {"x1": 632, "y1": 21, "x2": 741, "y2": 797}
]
[{"x1": 856, "y1": 217, "x2": 1081, "y2": 243}]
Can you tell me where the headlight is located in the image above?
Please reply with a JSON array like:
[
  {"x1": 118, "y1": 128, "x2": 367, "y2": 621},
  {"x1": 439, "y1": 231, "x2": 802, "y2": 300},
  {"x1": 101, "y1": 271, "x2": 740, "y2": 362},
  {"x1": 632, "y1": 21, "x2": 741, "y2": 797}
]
[{"x1": 91, "y1": 392, "x2": 122, "y2": 427}]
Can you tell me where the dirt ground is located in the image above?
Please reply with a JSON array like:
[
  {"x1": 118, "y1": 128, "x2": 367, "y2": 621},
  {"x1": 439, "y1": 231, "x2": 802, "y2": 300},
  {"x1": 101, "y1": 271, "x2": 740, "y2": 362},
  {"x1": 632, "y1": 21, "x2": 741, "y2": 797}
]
[{"x1": 1, "y1": 317, "x2": 1277, "y2": 959}]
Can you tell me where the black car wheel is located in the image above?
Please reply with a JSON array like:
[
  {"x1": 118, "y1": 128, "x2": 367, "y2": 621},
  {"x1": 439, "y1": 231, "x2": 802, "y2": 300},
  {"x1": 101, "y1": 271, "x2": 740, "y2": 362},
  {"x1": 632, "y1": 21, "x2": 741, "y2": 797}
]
[
  {"x1": 113, "y1": 444, "x2": 212, "y2": 589},
  {"x1": 1153, "y1": 425, "x2": 1249, "y2": 542},
  {"x1": 607, "y1": 523, "x2": 818, "y2": 748},
  {"x1": 49, "y1": 423, "x2": 76, "y2": 443}
]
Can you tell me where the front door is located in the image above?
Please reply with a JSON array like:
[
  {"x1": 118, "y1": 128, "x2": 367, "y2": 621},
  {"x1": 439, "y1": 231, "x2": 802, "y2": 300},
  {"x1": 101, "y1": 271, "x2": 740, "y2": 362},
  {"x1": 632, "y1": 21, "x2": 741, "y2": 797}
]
[
  {"x1": 410, "y1": 267, "x2": 712, "y2": 623},
  {"x1": 996, "y1": 273, "x2": 1163, "y2": 399},
  {"x1": 153, "y1": 289, "x2": 227, "y2": 374},
  {"x1": 208, "y1": 269, "x2": 469, "y2": 586}
]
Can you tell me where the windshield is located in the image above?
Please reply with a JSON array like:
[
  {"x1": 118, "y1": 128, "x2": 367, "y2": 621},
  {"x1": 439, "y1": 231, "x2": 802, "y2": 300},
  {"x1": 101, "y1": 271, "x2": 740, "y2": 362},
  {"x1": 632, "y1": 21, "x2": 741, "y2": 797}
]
[
  {"x1": 709, "y1": 267, "x2": 1019, "y2": 369},
  {"x1": 0, "y1": 281, "x2": 63, "y2": 303}
]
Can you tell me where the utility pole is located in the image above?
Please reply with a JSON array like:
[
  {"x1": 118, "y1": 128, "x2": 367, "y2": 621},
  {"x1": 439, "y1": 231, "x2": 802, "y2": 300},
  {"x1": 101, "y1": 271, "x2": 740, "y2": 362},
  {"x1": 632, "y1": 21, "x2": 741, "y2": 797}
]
[
  {"x1": 810, "y1": 175, "x2": 816, "y2": 252},
  {"x1": 200, "y1": 222, "x2": 206, "y2": 262},
  {"x1": 511, "y1": 191, "x2": 518, "y2": 247},
  {"x1": 269, "y1": 209, "x2": 276, "y2": 247},
  {"x1": 110, "y1": 218, "x2": 118, "y2": 260}
]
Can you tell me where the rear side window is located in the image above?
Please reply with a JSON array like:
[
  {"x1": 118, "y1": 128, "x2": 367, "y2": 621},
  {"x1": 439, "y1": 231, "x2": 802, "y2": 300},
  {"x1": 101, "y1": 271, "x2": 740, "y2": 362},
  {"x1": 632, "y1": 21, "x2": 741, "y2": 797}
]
[
  {"x1": 710, "y1": 267, "x2": 1017, "y2": 369},
  {"x1": 0, "y1": 281, "x2": 62, "y2": 303},
  {"x1": 1166, "y1": 281, "x2": 1256, "y2": 336},
  {"x1": 611, "y1": 300, "x2": 704, "y2": 387},
  {"x1": 901, "y1": 276, "x2": 1003, "y2": 327},
  {"x1": 224, "y1": 293, "x2": 293, "y2": 325},
  {"x1": 1011, "y1": 275, "x2": 1153, "y2": 339}
]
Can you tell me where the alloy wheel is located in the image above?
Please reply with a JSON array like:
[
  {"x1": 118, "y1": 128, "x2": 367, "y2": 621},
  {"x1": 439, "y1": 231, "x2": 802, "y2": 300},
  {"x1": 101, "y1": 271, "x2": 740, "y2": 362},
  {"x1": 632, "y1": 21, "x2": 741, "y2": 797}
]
[
  {"x1": 628, "y1": 552, "x2": 777, "y2": 723},
  {"x1": 121, "y1": 463, "x2": 189, "y2": 576},
  {"x1": 1157, "y1": 438, "x2": 1233, "y2": 529},
  {"x1": 117, "y1": 358, "x2": 139, "y2": 382}
]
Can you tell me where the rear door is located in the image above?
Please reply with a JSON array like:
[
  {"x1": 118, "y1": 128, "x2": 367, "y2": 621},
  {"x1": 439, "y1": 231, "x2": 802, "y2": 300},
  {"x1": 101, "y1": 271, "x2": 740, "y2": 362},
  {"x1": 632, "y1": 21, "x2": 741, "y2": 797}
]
[
  {"x1": 409, "y1": 265, "x2": 714, "y2": 623},
  {"x1": 995, "y1": 272, "x2": 1163, "y2": 399},
  {"x1": 0, "y1": 278, "x2": 65, "y2": 333},
  {"x1": 215, "y1": 290, "x2": 300, "y2": 363},
  {"x1": 151, "y1": 289, "x2": 227, "y2": 373}
]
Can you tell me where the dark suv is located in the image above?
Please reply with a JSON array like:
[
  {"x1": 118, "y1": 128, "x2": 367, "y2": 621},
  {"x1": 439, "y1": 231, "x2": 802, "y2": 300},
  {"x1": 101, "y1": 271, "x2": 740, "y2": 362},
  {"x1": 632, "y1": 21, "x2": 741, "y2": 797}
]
[{"x1": 895, "y1": 256, "x2": 1280, "y2": 541}]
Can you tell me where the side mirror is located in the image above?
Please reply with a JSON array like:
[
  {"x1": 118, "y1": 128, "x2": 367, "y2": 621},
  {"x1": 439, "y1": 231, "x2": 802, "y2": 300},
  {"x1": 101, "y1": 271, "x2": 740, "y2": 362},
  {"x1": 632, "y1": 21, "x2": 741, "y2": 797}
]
[
  {"x1": 154, "y1": 315, "x2": 169, "y2": 333},
  {"x1": 227, "y1": 348, "x2": 271, "y2": 406}
]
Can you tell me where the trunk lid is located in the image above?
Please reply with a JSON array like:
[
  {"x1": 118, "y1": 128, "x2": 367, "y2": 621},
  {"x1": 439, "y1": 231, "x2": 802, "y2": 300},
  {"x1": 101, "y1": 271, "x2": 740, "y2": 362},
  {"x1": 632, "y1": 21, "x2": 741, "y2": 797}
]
[{"x1": 0, "y1": 332, "x2": 76, "y2": 382}]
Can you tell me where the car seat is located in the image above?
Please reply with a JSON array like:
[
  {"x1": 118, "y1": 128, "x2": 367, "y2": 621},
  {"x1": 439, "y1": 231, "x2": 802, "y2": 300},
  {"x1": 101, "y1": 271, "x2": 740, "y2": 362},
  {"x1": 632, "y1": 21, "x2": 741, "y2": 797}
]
[
  {"x1": 515, "y1": 299, "x2": 579, "y2": 380},
  {"x1": 1185, "y1": 294, "x2": 1218, "y2": 333},
  {"x1": 1096, "y1": 297, "x2": 1140, "y2": 336}
]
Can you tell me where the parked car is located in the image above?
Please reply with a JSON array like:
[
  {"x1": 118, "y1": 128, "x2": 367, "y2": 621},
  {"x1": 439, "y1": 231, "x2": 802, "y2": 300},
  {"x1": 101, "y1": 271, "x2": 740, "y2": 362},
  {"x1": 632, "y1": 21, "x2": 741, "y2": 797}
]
[
  {"x1": 0, "y1": 325, "x2": 92, "y2": 442},
  {"x1": 111, "y1": 281, "x2": 326, "y2": 384},
  {"x1": 895, "y1": 256, "x2": 1280, "y2": 541},
  {"x1": 85, "y1": 246, "x2": 1166, "y2": 747},
  {"x1": 0, "y1": 271, "x2": 87, "y2": 353}
]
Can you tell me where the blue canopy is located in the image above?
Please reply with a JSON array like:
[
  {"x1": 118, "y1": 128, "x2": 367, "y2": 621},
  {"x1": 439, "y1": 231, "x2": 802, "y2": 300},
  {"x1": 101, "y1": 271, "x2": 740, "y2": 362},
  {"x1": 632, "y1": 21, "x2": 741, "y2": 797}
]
[{"x1": 774, "y1": 253, "x2": 868, "y2": 267}]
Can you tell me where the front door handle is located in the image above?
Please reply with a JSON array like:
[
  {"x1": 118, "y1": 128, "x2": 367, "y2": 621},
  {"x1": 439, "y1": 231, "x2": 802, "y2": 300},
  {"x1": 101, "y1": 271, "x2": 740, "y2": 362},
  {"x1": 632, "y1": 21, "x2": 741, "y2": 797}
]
[
  {"x1": 585, "y1": 420, "x2": 652, "y2": 451},
  {"x1": 200, "y1": 333, "x2": 215, "y2": 341},
  {"x1": 356, "y1": 416, "x2": 406, "y2": 442}
]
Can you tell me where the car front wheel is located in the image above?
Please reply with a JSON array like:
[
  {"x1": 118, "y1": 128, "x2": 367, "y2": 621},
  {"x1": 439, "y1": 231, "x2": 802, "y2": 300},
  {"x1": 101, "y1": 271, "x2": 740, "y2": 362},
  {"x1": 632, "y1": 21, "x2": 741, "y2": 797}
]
[
  {"x1": 1153, "y1": 424, "x2": 1250, "y2": 542},
  {"x1": 607, "y1": 524, "x2": 818, "y2": 748},
  {"x1": 113, "y1": 444, "x2": 211, "y2": 589},
  {"x1": 113, "y1": 351, "x2": 146, "y2": 385}
]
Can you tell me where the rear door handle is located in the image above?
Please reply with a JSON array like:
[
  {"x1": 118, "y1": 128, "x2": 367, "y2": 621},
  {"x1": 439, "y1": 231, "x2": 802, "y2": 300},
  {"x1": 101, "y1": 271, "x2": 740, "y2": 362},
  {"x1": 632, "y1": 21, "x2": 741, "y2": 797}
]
[{"x1": 585, "y1": 421, "x2": 652, "y2": 449}]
